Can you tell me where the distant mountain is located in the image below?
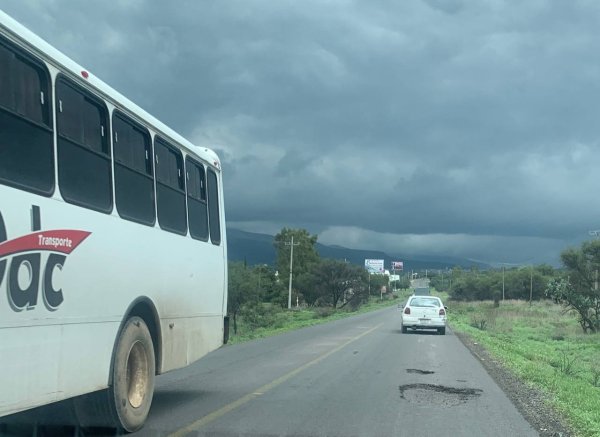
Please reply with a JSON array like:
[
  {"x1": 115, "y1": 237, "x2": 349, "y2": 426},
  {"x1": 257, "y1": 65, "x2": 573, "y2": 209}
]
[
  {"x1": 226, "y1": 228, "x2": 277, "y2": 265},
  {"x1": 226, "y1": 228, "x2": 488, "y2": 270}
]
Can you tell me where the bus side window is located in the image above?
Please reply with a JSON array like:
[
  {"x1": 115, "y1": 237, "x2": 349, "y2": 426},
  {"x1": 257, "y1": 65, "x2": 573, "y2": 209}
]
[
  {"x1": 185, "y1": 158, "x2": 209, "y2": 241},
  {"x1": 155, "y1": 137, "x2": 187, "y2": 235},
  {"x1": 0, "y1": 35, "x2": 54, "y2": 195},
  {"x1": 113, "y1": 111, "x2": 155, "y2": 225},
  {"x1": 207, "y1": 169, "x2": 221, "y2": 245},
  {"x1": 56, "y1": 76, "x2": 112, "y2": 213}
]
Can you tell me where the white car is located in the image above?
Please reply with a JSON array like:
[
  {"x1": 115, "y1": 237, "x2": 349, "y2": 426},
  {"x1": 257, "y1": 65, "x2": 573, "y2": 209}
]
[{"x1": 401, "y1": 295, "x2": 447, "y2": 335}]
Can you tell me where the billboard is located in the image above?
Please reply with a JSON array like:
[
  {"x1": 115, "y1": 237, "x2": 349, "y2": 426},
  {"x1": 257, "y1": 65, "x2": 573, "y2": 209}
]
[
  {"x1": 364, "y1": 259, "x2": 385, "y2": 274},
  {"x1": 391, "y1": 261, "x2": 404, "y2": 271}
]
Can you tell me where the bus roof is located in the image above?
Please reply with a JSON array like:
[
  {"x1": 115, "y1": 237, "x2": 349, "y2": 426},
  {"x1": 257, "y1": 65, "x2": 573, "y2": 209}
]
[{"x1": 0, "y1": 9, "x2": 221, "y2": 171}]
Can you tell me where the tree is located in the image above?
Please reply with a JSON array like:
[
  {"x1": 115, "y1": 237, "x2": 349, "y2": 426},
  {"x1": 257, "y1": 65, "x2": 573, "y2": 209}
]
[
  {"x1": 448, "y1": 266, "x2": 556, "y2": 302},
  {"x1": 274, "y1": 228, "x2": 320, "y2": 306},
  {"x1": 392, "y1": 274, "x2": 411, "y2": 291},
  {"x1": 449, "y1": 269, "x2": 494, "y2": 301},
  {"x1": 429, "y1": 271, "x2": 450, "y2": 292},
  {"x1": 227, "y1": 261, "x2": 258, "y2": 334},
  {"x1": 295, "y1": 270, "x2": 322, "y2": 307},
  {"x1": 274, "y1": 228, "x2": 319, "y2": 277},
  {"x1": 367, "y1": 273, "x2": 389, "y2": 298},
  {"x1": 546, "y1": 241, "x2": 600, "y2": 333},
  {"x1": 304, "y1": 259, "x2": 368, "y2": 308},
  {"x1": 253, "y1": 264, "x2": 282, "y2": 305}
]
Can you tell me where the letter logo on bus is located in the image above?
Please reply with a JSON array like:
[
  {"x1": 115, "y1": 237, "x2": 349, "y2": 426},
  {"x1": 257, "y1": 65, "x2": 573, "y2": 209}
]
[{"x1": 0, "y1": 208, "x2": 91, "y2": 312}]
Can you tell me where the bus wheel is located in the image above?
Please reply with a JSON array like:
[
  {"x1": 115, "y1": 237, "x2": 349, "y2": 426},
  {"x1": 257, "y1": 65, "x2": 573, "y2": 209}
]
[{"x1": 110, "y1": 316, "x2": 155, "y2": 432}]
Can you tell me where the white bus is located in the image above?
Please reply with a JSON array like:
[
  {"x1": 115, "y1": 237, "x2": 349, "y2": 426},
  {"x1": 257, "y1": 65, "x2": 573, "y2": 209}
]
[{"x1": 0, "y1": 10, "x2": 228, "y2": 433}]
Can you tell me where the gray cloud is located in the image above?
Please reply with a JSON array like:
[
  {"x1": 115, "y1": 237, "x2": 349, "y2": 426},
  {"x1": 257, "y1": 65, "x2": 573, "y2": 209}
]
[{"x1": 3, "y1": 0, "x2": 600, "y2": 264}]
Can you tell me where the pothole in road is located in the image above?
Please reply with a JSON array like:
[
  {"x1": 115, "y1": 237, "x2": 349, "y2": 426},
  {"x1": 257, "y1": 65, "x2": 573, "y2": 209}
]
[
  {"x1": 399, "y1": 383, "x2": 483, "y2": 407},
  {"x1": 406, "y1": 368, "x2": 435, "y2": 375}
]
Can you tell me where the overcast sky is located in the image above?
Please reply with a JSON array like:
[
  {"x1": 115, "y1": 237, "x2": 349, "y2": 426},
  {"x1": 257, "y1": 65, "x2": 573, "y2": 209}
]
[{"x1": 3, "y1": 0, "x2": 600, "y2": 265}]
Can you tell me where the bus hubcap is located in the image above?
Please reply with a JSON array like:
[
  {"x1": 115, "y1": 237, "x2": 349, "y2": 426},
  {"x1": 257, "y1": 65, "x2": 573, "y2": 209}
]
[{"x1": 126, "y1": 341, "x2": 148, "y2": 409}]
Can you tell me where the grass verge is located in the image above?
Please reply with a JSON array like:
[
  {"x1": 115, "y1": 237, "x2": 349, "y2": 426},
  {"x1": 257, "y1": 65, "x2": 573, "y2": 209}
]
[
  {"x1": 228, "y1": 289, "x2": 412, "y2": 345},
  {"x1": 449, "y1": 299, "x2": 600, "y2": 437}
]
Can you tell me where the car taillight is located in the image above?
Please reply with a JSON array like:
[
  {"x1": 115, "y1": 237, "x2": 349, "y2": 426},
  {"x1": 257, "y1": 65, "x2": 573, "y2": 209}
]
[
  {"x1": 439, "y1": 308, "x2": 446, "y2": 316},
  {"x1": 404, "y1": 307, "x2": 410, "y2": 315}
]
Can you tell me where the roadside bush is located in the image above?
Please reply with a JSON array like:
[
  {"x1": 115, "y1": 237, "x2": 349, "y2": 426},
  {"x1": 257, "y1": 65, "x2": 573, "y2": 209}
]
[
  {"x1": 242, "y1": 303, "x2": 281, "y2": 329},
  {"x1": 550, "y1": 349, "x2": 580, "y2": 376},
  {"x1": 545, "y1": 241, "x2": 600, "y2": 333},
  {"x1": 449, "y1": 299, "x2": 600, "y2": 435},
  {"x1": 591, "y1": 364, "x2": 600, "y2": 387},
  {"x1": 469, "y1": 308, "x2": 497, "y2": 331},
  {"x1": 470, "y1": 316, "x2": 487, "y2": 330},
  {"x1": 314, "y1": 307, "x2": 335, "y2": 318}
]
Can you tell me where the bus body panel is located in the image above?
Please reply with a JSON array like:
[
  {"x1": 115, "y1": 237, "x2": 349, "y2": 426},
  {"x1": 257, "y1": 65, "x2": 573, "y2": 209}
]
[
  {"x1": 0, "y1": 323, "x2": 119, "y2": 416},
  {"x1": 0, "y1": 178, "x2": 226, "y2": 417},
  {"x1": 0, "y1": 9, "x2": 228, "y2": 420},
  {"x1": 159, "y1": 315, "x2": 225, "y2": 372}
]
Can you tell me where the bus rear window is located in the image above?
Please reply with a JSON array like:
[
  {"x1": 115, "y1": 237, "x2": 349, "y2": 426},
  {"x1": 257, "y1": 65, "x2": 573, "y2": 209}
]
[
  {"x1": 186, "y1": 158, "x2": 209, "y2": 241},
  {"x1": 155, "y1": 137, "x2": 187, "y2": 235},
  {"x1": 207, "y1": 169, "x2": 221, "y2": 245}
]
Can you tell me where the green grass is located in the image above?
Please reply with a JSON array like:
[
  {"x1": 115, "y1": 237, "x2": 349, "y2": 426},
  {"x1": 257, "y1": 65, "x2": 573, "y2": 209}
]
[
  {"x1": 228, "y1": 289, "x2": 413, "y2": 344},
  {"x1": 449, "y1": 299, "x2": 600, "y2": 437}
]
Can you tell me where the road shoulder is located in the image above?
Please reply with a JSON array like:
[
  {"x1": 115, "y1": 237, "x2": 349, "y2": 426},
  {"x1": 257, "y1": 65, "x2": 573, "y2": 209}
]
[{"x1": 453, "y1": 328, "x2": 573, "y2": 437}]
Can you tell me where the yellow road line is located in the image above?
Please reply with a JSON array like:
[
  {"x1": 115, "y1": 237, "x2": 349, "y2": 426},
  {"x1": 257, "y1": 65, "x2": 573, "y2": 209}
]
[{"x1": 168, "y1": 323, "x2": 383, "y2": 437}]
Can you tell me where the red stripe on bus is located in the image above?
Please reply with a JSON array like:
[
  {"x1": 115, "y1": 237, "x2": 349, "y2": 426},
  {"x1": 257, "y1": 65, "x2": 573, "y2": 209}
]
[{"x1": 0, "y1": 230, "x2": 91, "y2": 258}]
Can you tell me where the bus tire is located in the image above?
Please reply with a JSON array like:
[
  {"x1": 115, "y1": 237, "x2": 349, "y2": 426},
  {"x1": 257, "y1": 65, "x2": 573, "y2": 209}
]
[{"x1": 110, "y1": 316, "x2": 155, "y2": 432}]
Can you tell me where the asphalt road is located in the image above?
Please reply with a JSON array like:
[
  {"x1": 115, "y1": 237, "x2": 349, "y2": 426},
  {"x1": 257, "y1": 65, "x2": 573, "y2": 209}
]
[{"x1": 135, "y1": 306, "x2": 537, "y2": 437}]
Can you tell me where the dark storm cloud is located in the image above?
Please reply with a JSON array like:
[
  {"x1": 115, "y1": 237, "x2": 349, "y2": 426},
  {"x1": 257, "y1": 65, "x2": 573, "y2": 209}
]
[{"x1": 4, "y1": 0, "x2": 600, "y2": 263}]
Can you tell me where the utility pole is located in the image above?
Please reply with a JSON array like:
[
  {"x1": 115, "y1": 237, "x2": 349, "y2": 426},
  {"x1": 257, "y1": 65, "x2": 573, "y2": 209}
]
[
  {"x1": 529, "y1": 266, "x2": 533, "y2": 306},
  {"x1": 502, "y1": 266, "x2": 505, "y2": 302},
  {"x1": 587, "y1": 231, "x2": 599, "y2": 292},
  {"x1": 285, "y1": 236, "x2": 300, "y2": 309}
]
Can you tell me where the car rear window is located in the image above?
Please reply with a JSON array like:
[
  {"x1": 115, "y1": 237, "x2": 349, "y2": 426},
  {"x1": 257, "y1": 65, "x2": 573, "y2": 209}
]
[{"x1": 409, "y1": 297, "x2": 441, "y2": 307}]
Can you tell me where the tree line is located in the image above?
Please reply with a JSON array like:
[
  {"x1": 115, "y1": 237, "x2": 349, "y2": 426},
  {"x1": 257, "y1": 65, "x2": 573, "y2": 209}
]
[
  {"x1": 227, "y1": 228, "x2": 394, "y2": 333},
  {"x1": 429, "y1": 239, "x2": 600, "y2": 334},
  {"x1": 429, "y1": 264, "x2": 557, "y2": 302},
  {"x1": 228, "y1": 227, "x2": 600, "y2": 335}
]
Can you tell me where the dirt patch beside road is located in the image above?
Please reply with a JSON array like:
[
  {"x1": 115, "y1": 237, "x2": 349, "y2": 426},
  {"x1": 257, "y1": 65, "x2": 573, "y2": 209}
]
[{"x1": 453, "y1": 329, "x2": 573, "y2": 437}]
